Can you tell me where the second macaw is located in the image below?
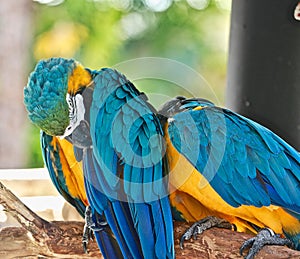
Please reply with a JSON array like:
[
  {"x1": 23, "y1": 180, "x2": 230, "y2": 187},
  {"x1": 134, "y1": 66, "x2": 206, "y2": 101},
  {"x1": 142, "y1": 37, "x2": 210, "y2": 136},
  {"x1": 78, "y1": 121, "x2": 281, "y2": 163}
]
[{"x1": 158, "y1": 96, "x2": 300, "y2": 258}]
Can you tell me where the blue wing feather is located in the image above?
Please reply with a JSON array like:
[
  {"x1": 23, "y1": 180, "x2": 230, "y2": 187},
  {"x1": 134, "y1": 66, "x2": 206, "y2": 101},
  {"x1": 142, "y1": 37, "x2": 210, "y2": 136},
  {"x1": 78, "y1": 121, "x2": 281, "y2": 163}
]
[
  {"x1": 88, "y1": 68, "x2": 174, "y2": 258},
  {"x1": 83, "y1": 148, "x2": 142, "y2": 258},
  {"x1": 167, "y1": 103, "x2": 300, "y2": 216}
]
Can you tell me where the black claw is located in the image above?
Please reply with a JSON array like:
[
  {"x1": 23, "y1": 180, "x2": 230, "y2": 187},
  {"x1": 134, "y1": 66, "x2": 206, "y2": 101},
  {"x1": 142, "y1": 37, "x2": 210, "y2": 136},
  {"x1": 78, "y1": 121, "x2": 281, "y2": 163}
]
[
  {"x1": 180, "y1": 234, "x2": 187, "y2": 249},
  {"x1": 82, "y1": 206, "x2": 94, "y2": 253},
  {"x1": 239, "y1": 237, "x2": 255, "y2": 256},
  {"x1": 232, "y1": 224, "x2": 237, "y2": 232},
  {"x1": 83, "y1": 241, "x2": 88, "y2": 254},
  {"x1": 240, "y1": 228, "x2": 295, "y2": 259},
  {"x1": 179, "y1": 216, "x2": 234, "y2": 249},
  {"x1": 82, "y1": 225, "x2": 93, "y2": 253}
]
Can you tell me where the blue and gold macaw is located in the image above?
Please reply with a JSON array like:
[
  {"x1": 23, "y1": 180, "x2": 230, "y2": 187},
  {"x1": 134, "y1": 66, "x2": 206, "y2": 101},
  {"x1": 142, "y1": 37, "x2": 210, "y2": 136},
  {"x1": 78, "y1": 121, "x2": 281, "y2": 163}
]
[
  {"x1": 24, "y1": 58, "x2": 174, "y2": 259},
  {"x1": 158, "y1": 96, "x2": 300, "y2": 257}
]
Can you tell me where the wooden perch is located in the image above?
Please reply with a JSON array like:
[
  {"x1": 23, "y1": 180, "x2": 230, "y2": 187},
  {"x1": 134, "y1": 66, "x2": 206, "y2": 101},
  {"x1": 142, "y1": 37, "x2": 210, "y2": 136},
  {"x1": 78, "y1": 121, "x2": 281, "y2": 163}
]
[
  {"x1": 0, "y1": 180, "x2": 101, "y2": 258},
  {"x1": 1, "y1": 180, "x2": 300, "y2": 258}
]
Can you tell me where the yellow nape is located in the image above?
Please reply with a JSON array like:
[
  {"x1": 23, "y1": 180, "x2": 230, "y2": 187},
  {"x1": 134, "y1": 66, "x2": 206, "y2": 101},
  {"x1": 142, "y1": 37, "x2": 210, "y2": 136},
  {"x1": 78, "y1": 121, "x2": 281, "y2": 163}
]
[
  {"x1": 68, "y1": 63, "x2": 92, "y2": 94},
  {"x1": 51, "y1": 137, "x2": 88, "y2": 206}
]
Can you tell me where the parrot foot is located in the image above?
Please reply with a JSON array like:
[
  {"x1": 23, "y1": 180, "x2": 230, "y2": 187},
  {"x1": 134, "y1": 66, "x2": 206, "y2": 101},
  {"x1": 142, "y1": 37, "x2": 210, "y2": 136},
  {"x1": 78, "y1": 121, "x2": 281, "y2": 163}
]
[
  {"x1": 82, "y1": 206, "x2": 94, "y2": 253},
  {"x1": 240, "y1": 228, "x2": 294, "y2": 259},
  {"x1": 82, "y1": 206, "x2": 108, "y2": 253},
  {"x1": 180, "y1": 216, "x2": 235, "y2": 249}
]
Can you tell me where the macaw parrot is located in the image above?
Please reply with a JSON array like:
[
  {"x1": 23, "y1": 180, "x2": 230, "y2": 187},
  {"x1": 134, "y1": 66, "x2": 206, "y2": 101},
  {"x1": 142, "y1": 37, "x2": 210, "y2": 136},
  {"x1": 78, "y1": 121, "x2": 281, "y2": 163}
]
[
  {"x1": 158, "y1": 96, "x2": 300, "y2": 258},
  {"x1": 40, "y1": 131, "x2": 123, "y2": 257},
  {"x1": 24, "y1": 58, "x2": 174, "y2": 259}
]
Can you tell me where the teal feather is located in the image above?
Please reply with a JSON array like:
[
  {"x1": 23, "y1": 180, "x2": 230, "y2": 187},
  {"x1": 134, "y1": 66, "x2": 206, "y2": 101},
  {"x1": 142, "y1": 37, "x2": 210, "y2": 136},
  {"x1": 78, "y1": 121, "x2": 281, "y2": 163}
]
[
  {"x1": 163, "y1": 98, "x2": 300, "y2": 215},
  {"x1": 89, "y1": 68, "x2": 174, "y2": 258},
  {"x1": 24, "y1": 58, "x2": 76, "y2": 136}
]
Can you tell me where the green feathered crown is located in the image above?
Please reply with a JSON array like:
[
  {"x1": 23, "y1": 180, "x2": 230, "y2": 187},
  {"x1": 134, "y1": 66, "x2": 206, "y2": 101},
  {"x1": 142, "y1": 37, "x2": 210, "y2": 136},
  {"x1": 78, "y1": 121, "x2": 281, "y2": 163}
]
[{"x1": 24, "y1": 58, "x2": 76, "y2": 136}]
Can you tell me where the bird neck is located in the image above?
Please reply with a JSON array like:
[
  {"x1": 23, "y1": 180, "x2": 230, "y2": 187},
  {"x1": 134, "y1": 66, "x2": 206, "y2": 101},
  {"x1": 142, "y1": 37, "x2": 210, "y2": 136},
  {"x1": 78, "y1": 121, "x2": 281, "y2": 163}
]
[{"x1": 68, "y1": 64, "x2": 93, "y2": 95}]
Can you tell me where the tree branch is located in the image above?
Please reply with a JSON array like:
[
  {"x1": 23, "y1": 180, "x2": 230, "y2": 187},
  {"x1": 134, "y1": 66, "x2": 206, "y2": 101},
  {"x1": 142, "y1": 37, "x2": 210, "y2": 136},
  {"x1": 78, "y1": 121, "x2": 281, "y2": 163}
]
[
  {"x1": 174, "y1": 222, "x2": 300, "y2": 259},
  {"x1": 0, "y1": 180, "x2": 101, "y2": 258},
  {"x1": 1, "y1": 180, "x2": 300, "y2": 258}
]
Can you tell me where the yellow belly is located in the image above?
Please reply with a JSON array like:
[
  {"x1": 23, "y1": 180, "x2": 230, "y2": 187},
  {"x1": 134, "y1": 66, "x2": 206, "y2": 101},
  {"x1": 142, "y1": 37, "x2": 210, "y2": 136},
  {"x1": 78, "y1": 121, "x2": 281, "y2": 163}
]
[{"x1": 52, "y1": 137, "x2": 88, "y2": 206}]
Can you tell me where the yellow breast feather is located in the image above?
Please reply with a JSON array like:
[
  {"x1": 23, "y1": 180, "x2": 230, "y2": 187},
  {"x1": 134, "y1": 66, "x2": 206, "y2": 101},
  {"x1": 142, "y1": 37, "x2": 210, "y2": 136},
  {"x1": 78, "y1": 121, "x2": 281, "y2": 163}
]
[{"x1": 52, "y1": 137, "x2": 88, "y2": 206}]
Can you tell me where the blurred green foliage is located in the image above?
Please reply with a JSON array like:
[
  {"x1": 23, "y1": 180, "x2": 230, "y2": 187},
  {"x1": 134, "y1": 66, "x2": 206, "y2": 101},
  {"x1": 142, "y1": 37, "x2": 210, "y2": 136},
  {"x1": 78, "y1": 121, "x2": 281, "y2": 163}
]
[{"x1": 27, "y1": 0, "x2": 231, "y2": 167}]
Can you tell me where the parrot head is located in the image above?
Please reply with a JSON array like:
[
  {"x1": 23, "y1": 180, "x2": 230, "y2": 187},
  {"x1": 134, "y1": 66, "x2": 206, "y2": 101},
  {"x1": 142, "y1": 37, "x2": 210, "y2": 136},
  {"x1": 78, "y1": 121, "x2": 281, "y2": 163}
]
[{"x1": 24, "y1": 57, "x2": 92, "y2": 137}]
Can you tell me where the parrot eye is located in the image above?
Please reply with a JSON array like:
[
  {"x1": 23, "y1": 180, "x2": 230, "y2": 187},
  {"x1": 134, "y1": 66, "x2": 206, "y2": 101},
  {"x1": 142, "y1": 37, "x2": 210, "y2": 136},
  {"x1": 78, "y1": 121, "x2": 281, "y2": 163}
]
[
  {"x1": 68, "y1": 98, "x2": 74, "y2": 113},
  {"x1": 60, "y1": 124, "x2": 73, "y2": 139},
  {"x1": 66, "y1": 94, "x2": 76, "y2": 120}
]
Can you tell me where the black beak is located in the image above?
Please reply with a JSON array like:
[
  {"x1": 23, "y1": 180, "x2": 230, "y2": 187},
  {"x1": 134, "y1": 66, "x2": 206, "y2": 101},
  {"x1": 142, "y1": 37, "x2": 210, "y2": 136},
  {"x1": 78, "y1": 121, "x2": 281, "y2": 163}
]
[{"x1": 67, "y1": 120, "x2": 92, "y2": 148}]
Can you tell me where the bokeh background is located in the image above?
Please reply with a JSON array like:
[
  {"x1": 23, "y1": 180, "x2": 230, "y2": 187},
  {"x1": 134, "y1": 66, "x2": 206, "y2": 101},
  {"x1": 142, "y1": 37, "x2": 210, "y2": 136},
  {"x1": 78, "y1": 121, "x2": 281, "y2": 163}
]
[
  {"x1": 0, "y1": 0, "x2": 231, "y2": 223},
  {"x1": 0, "y1": 0, "x2": 231, "y2": 169}
]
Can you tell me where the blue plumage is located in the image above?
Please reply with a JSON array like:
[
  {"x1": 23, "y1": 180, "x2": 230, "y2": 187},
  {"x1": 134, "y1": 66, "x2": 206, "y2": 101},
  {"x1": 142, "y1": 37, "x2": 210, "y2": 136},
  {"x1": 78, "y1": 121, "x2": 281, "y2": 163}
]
[
  {"x1": 87, "y1": 68, "x2": 174, "y2": 258},
  {"x1": 167, "y1": 100, "x2": 300, "y2": 215}
]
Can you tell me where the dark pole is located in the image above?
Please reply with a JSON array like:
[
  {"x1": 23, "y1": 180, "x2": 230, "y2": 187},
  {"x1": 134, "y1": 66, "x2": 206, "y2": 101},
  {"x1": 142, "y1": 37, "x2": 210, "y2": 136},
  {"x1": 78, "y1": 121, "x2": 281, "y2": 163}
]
[{"x1": 226, "y1": 0, "x2": 300, "y2": 150}]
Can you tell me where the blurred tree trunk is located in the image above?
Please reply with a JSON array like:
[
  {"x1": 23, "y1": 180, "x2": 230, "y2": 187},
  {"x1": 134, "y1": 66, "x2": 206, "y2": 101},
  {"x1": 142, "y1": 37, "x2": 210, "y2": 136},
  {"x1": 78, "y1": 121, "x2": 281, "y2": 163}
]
[{"x1": 0, "y1": 1, "x2": 32, "y2": 168}]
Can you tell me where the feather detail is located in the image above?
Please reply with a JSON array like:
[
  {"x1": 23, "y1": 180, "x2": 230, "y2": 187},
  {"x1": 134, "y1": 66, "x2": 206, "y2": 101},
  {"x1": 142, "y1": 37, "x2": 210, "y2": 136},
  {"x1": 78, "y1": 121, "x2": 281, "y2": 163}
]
[{"x1": 88, "y1": 68, "x2": 174, "y2": 258}]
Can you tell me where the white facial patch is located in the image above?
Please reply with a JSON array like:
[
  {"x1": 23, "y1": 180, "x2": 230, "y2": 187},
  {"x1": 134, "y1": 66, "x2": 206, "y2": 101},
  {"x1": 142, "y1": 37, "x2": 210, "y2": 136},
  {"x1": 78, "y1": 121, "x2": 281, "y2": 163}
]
[{"x1": 61, "y1": 93, "x2": 85, "y2": 138}]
